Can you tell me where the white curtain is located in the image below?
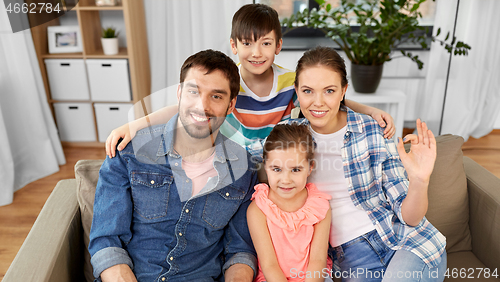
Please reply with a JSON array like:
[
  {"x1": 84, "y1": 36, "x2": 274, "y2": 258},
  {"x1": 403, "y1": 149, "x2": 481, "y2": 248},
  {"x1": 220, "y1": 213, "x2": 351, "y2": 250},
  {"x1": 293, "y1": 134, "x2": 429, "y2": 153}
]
[
  {"x1": 419, "y1": 0, "x2": 500, "y2": 140},
  {"x1": 143, "y1": 0, "x2": 251, "y2": 113},
  {"x1": 0, "y1": 7, "x2": 65, "y2": 206}
]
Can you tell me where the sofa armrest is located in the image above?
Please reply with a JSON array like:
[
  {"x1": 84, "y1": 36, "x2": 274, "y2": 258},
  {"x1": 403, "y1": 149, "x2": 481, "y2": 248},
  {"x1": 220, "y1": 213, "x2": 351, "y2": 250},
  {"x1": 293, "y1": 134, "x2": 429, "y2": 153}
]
[
  {"x1": 3, "y1": 179, "x2": 85, "y2": 282},
  {"x1": 464, "y1": 156, "x2": 500, "y2": 271}
]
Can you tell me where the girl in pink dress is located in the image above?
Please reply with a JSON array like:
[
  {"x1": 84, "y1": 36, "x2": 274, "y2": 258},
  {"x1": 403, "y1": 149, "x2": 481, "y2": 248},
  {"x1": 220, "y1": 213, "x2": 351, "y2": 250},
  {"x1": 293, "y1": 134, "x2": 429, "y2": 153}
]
[{"x1": 247, "y1": 123, "x2": 332, "y2": 282}]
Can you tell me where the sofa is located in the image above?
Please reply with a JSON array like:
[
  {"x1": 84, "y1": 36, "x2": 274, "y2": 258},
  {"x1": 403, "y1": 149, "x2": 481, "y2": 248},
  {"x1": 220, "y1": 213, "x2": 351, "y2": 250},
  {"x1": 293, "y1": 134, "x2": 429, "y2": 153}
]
[{"x1": 4, "y1": 134, "x2": 500, "y2": 282}]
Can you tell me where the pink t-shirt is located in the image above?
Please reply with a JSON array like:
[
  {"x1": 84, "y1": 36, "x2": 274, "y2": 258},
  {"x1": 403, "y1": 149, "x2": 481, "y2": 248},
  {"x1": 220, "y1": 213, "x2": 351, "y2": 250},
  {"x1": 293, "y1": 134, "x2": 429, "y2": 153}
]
[
  {"x1": 182, "y1": 152, "x2": 217, "y2": 197},
  {"x1": 252, "y1": 183, "x2": 332, "y2": 282}
]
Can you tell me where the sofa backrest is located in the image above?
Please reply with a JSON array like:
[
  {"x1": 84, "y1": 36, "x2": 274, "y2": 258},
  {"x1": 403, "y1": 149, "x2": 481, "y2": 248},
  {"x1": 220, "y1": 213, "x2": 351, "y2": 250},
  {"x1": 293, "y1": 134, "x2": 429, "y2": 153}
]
[
  {"x1": 411, "y1": 134, "x2": 472, "y2": 253},
  {"x1": 75, "y1": 135, "x2": 472, "y2": 281},
  {"x1": 75, "y1": 159, "x2": 103, "y2": 282}
]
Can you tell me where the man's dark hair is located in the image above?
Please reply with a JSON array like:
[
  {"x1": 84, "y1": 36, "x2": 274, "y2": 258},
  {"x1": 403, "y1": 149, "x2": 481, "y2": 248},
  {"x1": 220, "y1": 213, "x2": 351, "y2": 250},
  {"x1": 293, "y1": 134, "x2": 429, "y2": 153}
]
[
  {"x1": 180, "y1": 49, "x2": 240, "y2": 100},
  {"x1": 231, "y1": 4, "x2": 282, "y2": 44}
]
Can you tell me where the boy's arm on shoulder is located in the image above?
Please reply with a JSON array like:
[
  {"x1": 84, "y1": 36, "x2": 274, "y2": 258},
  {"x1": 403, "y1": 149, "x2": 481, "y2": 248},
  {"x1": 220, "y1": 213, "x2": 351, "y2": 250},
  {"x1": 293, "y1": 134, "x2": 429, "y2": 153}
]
[
  {"x1": 305, "y1": 208, "x2": 331, "y2": 282},
  {"x1": 345, "y1": 99, "x2": 395, "y2": 139},
  {"x1": 106, "y1": 105, "x2": 178, "y2": 158},
  {"x1": 247, "y1": 202, "x2": 288, "y2": 282}
]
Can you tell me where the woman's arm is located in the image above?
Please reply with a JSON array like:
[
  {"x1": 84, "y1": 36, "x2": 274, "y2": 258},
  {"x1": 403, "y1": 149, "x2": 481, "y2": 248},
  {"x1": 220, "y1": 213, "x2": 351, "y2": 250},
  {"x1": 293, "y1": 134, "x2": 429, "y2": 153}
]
[
  {"x1": 305, "y1": 208, "x2": 332, "y2": 282},
  {"x1": 246, "y1": 202, "x2": 287, "y2": 282},
  {"x1": 105, "y1": 105, "x2": 178, "y2": 157},
  {"x1": 396, "y1": 119, "x2": 436, "y2": 226},
  {"x1": 344, "y1": 99, "x2": 395, "y2": 139}
]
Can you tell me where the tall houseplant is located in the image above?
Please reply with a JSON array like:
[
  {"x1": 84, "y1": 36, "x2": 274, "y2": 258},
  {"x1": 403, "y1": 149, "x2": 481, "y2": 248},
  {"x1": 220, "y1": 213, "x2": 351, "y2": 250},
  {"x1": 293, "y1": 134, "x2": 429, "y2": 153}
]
[{"x1": 282, "y1": 0, "x2": 471, "y2": 93}]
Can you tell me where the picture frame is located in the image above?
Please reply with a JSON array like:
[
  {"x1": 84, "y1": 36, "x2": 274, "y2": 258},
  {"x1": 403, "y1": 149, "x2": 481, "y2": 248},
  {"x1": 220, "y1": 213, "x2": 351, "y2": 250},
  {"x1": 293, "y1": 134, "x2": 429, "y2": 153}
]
[{"x1": 47, "y1": 26, "x2": 83, "y2": 54}]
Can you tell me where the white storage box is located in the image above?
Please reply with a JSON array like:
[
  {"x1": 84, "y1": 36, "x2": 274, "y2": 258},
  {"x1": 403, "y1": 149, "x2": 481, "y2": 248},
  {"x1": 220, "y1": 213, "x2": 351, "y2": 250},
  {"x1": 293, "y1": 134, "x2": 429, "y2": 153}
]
[
  {"x1": 44, "y1": 59, "x2": 90, "y2": 100},
  {"x1": 86, "y1": 59, "x2": 132, "y2": 102},
  {"x1": 94, "y1": 103, "x2": 133, "y2": 143},
  {"x1": 53, "y1": 103, "x2": 96, "y2": 142}
]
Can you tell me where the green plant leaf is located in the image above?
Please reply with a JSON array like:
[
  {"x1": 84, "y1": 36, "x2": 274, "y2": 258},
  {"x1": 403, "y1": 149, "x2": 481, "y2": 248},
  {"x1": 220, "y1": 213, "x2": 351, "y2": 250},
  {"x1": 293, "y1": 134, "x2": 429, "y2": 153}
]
[
  {"x1": 411, "y1": 3, "x2": 420, "y2": 12},
  {"x1": 280, "y1": 0, "x2": 471, "y2": 69},
  {"x1": 102, "y1": 27, "x2": 118, "y2": 38}
]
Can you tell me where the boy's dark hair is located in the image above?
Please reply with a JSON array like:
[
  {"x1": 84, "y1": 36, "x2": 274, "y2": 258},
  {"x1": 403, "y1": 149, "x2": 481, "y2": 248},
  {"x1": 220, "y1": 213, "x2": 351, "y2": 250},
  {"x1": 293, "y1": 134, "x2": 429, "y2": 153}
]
[
  {"x1": 180, "y1": 49, "x2": 240, "y2": 100},
  {"x1": 231, "y1": 4, "x2": 282, "y2": 44},
  {"x1": 295, "y1": 46, "x2": 348, "y2": 106},
  {"x1": 263, "y1": 123, "x2": 315, "y2": 165}
]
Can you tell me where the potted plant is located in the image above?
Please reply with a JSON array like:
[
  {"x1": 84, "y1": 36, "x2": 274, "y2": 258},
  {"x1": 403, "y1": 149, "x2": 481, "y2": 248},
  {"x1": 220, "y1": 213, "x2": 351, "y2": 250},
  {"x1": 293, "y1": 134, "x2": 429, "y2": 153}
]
[
  {"x1": 101, "y1": 27, "x2": 119, "y2": 55},
  {"x1": 282, "y1": 0, "x2": 471, "y2": 93}
]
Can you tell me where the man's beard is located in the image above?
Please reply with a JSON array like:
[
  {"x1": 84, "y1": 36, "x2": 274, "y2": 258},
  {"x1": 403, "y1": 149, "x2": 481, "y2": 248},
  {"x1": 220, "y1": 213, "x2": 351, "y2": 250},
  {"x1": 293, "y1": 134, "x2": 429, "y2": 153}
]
[{"x1": 178, "y1": 109, "x2": 228, "y2": 139}]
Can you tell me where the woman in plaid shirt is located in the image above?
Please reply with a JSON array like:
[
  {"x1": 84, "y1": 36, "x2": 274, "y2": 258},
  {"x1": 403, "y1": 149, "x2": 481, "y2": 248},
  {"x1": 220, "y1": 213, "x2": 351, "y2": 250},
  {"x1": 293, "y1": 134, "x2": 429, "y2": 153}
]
[{"x1": 287, "y1": 46, "x2": 447, "y2": 282}]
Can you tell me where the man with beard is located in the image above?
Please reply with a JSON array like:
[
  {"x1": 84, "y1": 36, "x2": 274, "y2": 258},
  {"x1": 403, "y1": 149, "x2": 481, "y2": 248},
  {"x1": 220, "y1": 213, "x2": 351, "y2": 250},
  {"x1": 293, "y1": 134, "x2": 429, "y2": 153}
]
[{"x1": 88, "y1": 50, "x2": 258, "y2": 282}]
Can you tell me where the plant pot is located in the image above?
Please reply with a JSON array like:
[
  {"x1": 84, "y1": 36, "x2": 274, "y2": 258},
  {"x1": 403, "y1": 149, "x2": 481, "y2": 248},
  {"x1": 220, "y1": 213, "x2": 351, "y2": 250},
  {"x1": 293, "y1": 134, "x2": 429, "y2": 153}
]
[
  {"x1": 101, "y1": 38, "x2": 118, "y2": 55},
  {"x1": 350, "y1": 63, "x2": 384, "y2": 94}
]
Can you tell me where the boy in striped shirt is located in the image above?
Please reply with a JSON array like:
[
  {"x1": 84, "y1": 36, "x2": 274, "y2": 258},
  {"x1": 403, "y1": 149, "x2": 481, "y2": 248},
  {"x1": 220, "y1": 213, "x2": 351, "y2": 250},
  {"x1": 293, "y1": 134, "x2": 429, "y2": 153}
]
[{"x1": 105, "y1": 4, "x2": 395, "y2": 160}]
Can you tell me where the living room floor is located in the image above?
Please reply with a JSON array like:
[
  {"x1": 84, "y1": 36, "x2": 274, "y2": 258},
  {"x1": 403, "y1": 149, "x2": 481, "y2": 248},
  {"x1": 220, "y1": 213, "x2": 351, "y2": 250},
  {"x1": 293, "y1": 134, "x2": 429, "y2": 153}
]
[{"x1": 1, "y1": 130, "x2": 499, "y2": 279}]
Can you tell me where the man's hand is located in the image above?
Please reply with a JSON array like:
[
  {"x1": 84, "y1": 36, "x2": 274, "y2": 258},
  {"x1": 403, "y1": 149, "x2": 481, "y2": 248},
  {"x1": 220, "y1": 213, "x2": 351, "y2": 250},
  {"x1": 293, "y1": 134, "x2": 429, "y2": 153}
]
[
  {"x1": 225, "y1": 263, "x2": 254, "y2": 282},
  {"x1": 100, "y1": 264, "x2": 137, "y2": 282}
]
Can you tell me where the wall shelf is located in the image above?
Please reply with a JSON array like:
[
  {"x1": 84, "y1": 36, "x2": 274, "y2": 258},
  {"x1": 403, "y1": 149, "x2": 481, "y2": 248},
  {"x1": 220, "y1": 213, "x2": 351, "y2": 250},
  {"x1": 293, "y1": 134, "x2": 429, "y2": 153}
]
[
  {"x1": 77, "y1": 6, "x2": 124, "y2": 11},
  {"x1": 41, "y1": 53, "x2": 84, "y2": 59},
  {"x1": 85, "y1": 47, "x2": 128, "y2": 58}
]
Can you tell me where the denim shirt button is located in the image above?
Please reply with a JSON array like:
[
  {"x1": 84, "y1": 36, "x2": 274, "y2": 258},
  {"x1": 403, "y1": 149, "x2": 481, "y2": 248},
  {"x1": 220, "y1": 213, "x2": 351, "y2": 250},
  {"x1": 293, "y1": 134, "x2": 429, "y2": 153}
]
[
  {"x1": 179, "y1": 232, "x2": 183, "y2": 236},
  {"x1": 185, "y1": 209, "x2": 189, "y2": 213},
  {"x1": 170, "y1": 256, "x2": 174, "y2": 261},
  {"x1": 226, "y1": 192, "x2": 229, "y2": 196},
  {"x1": 150, "y1": 180, "x2": 155, "y2": 184},
  {"x1": 162, "y1": 278, "x2": 166, "y2": 281},
  {"x1": 174, "y1": 162, "x2": 178, "y2": 166},
  {"x1": 186, "y1": 179, "x2": 189, "y2": 183}
]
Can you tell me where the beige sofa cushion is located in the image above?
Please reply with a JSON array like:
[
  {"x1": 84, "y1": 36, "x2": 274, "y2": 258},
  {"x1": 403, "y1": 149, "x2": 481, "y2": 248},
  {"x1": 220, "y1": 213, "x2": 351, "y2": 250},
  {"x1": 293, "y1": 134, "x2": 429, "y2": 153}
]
[
  {"x1": 446, "y1": 251, "x2": 498, "y2": 281},
  {"x1": 75, "y1": 159, "x2": 103, "y2": 282},
  {"x1": 406, "y1": 134, "x2": 472, "y2": 253}
]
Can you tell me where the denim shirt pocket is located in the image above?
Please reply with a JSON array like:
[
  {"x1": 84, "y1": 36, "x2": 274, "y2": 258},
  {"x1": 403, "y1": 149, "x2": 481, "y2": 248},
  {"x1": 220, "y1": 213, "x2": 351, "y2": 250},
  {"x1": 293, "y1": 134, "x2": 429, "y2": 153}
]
[
  {"x1": 202, "y1": 185, "x2": 246, "y2": 229},
  {"x1": 130, "y1": 171, "x2": 173, "y2": 221}
]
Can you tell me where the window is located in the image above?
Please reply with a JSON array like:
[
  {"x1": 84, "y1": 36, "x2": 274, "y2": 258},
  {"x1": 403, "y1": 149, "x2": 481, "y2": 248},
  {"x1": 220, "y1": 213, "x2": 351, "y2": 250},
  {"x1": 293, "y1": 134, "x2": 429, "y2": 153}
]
[
  {"x1": 254, "y1": 0, "x2": 436, "y2": 49},
  {"x1": 255, "y1": 0, "x2": 436, "y2": 24}
]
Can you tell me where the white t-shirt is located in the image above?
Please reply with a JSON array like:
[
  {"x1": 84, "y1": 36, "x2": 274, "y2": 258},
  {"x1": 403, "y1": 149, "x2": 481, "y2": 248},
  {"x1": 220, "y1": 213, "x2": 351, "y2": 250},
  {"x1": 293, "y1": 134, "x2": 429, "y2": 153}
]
[{"x1": 308, "y1": 125, "x2": 375, "y2": 247}]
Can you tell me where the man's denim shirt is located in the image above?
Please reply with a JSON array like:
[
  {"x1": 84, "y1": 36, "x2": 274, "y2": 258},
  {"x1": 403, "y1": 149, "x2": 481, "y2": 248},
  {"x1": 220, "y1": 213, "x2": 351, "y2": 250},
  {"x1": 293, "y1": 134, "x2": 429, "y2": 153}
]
[{"x1": 88, "y1": 114, "x2": 258, "y2": 282}]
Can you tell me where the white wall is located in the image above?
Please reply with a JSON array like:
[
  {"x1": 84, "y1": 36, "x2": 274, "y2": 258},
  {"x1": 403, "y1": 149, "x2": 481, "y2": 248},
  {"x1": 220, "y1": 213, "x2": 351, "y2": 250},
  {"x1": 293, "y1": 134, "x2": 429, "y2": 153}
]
[
  {"x1": 58, "y1": 10, "x2": 127, "y2": 48},
  {"x1": 495, "y1": 113, "x2": 500, "y2": 129}
]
